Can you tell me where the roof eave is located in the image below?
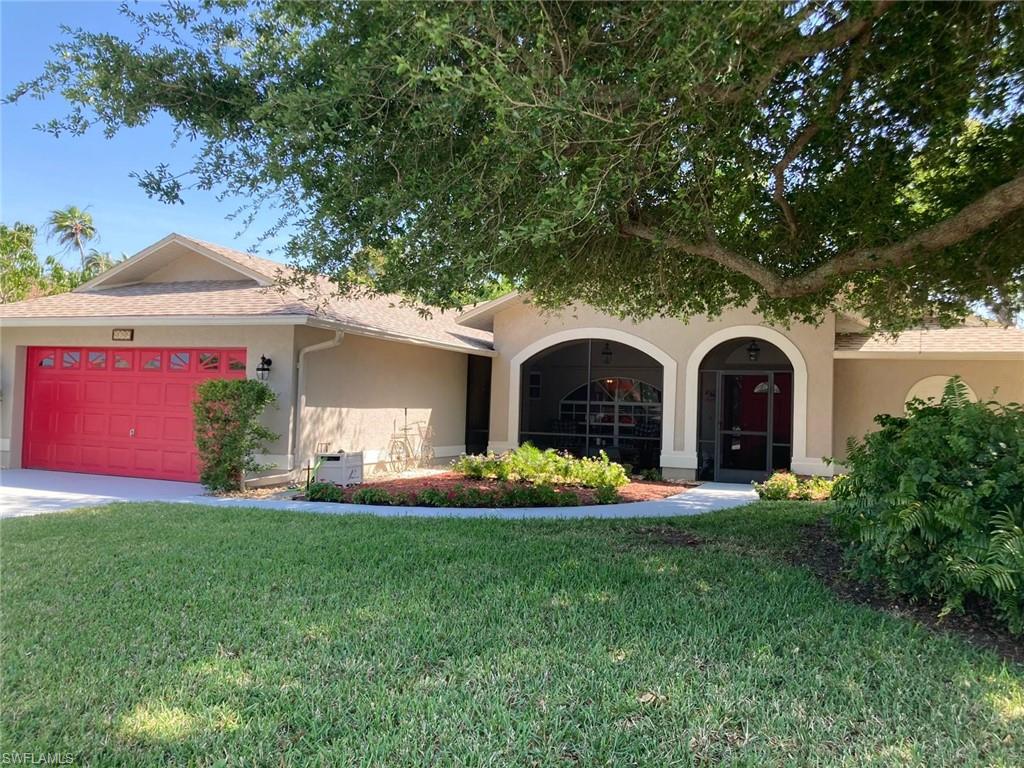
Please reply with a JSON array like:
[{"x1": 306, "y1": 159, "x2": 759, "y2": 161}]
[
  {"x1": 75, "y1": 233, "x2": 274, "y2": 292},
  {"x1": 455, "y1": 292, "x2": 523, "y2": 330},
  {"x1": 834, "y1": 350, "x2": 1024, "y2": 360}
]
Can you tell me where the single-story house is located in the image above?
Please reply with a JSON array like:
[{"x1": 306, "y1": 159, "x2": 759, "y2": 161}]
[{"x1": 1, "y1": 233, "x2": 1021, "y2": 484}]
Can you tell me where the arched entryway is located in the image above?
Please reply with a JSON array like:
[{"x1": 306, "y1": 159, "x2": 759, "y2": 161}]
[
  {"x1": 518, "y1": 339, "x2": 664, "y2": 469},
  {"x1": 697, "y1": 338, "x2": 794, "y2": 482}
]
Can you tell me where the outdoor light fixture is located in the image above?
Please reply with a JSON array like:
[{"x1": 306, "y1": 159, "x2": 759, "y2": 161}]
[
  {"x1": 256, "y1": 355, "x2": 273, "y2": 381},
  {"x1": 746, "y1": 340, "x2": 761, "y2": 362},
  {"x1": 600, "y1": 342, "x2": 613, "y2": 365}
]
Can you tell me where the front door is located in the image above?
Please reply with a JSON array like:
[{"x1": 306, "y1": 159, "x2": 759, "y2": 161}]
[{"x1": 713, "y1": 371, "x2": 791, "y2": 483}]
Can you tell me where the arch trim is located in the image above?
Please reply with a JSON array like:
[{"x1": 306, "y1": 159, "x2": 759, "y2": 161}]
[
  {"x1": 681, "y1": 325, "x2": 813, "y2": 474},
  {"x1": 502, "y1": 328, "x2": 678, "y2": 467}
]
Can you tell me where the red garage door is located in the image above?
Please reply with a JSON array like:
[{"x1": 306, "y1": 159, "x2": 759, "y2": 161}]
[{"x1": 23, "y1": 347, "x2": 247, "y2": 482}]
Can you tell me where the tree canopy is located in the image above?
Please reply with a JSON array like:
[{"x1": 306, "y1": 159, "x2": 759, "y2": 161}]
[{"x1": 11, "y1": 0, "x2": 1024, "y2": 329}]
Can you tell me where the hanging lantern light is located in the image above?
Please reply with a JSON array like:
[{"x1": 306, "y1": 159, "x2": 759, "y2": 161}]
[
  {"x1": 256, "y1": 355, "x2": 273, "y2": 381},
  {"x1": 600, "y1": 341, "x2": 613, "y2": 365},
  {"x1": 746, "y1": 340, "x2": 761, "y2": 362}
]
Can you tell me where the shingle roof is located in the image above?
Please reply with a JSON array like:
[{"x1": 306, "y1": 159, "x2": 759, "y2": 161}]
[
  {"x1": 0, "y1": 234, "x2": 494, "y2": 353},
  {"x1": 835, "y1": 319, "x2": 1024, "y2": 355},
  {"x1": 0, "y1": 280, "x2": 314, "y2": 318}
]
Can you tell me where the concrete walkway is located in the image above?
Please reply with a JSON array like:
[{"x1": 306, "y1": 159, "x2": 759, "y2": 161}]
[
  {"x1": 1, "y1": 469, "x2": 757, "y2": 520},
  {"x1": 0, "y1": 469, "x2": 203, "y2": 518}
]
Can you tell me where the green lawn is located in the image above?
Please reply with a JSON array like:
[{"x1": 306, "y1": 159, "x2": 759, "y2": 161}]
[{"x1": 1, "y1": 502, "x2": 1021, "y2": 767}]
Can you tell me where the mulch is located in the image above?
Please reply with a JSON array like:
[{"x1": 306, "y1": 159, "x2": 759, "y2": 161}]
[
  {"x1": 787, "y1": 519, "x2": 1023, "y2": 664},
  {"x1": 326, "y1": 471, "x2": 695, "y2": 506}
]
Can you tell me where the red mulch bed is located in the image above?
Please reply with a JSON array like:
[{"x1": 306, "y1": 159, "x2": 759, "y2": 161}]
[{"x1": 329, "y1": 471, "x2": 695, "y2": 506}]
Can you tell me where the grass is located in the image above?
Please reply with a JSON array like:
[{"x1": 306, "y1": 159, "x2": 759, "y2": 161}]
[{"x1": 1, "y1": 501, "x2": 1021, "y2": 766}]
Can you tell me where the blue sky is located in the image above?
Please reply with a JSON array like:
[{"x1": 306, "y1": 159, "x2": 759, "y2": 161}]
[{"x1": 1, "y1": 0, "x2": 289, "y2": 264}]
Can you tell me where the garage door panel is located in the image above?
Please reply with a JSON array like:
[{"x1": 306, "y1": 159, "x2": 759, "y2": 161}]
[
  {"x1": 161, "y1": 451, "x2": 190, "y2": 475},
  {"x1": 133, "y1": 449, "x2": 161, "y2": 472},
  {"x1": 29, "y1": 409, "x2": 54, "y2": 434},
  {"x1": 137, "y1": 382, "x2": 162, "y2": 406},
  {"x1": 84, "y1": 381, "x2": 110, "y2": 404},
  {"x1": 110, "y1": 381, "x2": 136, "y2": 405},
  {"x1": 134, "y1": 415, "x2": 161, "y2": 440},
  {"x1": 31, "y1": 380, "x2": 59, "y2": 405},
  {"x1": 55, "y1": 411, "x2": 81, "y2": 437},
  {"x1": 109, "y1": 414, "x2": 134, "y2": 439},
  {"x1": 54, "y1": 443, "x2": 81, "y2": 466},
  {"x1": 80, "y1": 445, "x2": 107, "y2": 468},
  {"x1": 82, "y1": 413, "x2": 108, "y2": 435},
  {"x1": 165, "y1": 382, "x2": 193, "y2": 406},
  {"x1": 24, "y1": 346, "x2": 246, "y2": 482},
  {"x1": 107, "y1": 446, "x2": 132, "y2": 470},
  {"x1": 57, "y1": 381, "x2": 81, "y2": 404},
  {"x1": 163, "y1": 416, "x2": 192, "y2": 442}
]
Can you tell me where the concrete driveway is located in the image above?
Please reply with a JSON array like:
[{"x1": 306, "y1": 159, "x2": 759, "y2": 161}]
[
  {"x1": 0, "y1": 469, "x2": 203, "y2": 518},
  {"x1": 1, "y1": 468, "x2": 757, "y2": 520}
]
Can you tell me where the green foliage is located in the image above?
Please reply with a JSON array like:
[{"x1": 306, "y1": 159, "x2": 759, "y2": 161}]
[
  {"x1": 640, "y1": 468, "x2": 663, "y2": 482},
  {"x1": 454, "y1": 444, "x2": 629, "y2": 489},
  {"x1": 306, "y1": 481, "x2": 344, "y2": 503},
  {"x1": 192, "y1": 379, "x2": 278, "y2": 492},
  {"x1": 832, "y1": 377, "x2": 1024, "y2": 633},
  {"x1": 755, "y1": 471, "x2": 836, "y2": 501},
  {"x1": 11, "y1": 2, "x2": 1024, "y2": 329},
  {"x1": 351, "y1": 488, "x2": 393, "y2": 505},
  {"x1": 754, "y1": 471, "x2": 800, "y2": 501},
  {"x1": 0, "y1": 222, "x2": 94, "y2": 303},
  {"x1": 46, "y1": 205, "x2": 96, "y2": 269}
]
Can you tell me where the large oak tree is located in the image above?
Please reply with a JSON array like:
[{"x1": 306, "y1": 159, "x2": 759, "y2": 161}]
[{"x1": 11, "y1": 0, "x2": 1024, "y2": 329}]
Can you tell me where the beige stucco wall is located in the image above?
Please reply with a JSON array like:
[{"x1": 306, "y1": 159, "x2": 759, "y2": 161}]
[
  {"x1": 143, "y1": 252, "x2": 251, "y2": 283},
  {"x1": 0, "y1": 323, "x2": 299, "y2": 469},
  {"x1": 488, "y1": 301, "x2": 836, "y2": 476},
  {"x1": 298, "y1": 333, "x2": 468, "y2": 474},
  {"x1": 832, "y1": 358, "x2": 1024, "y2": 460}
]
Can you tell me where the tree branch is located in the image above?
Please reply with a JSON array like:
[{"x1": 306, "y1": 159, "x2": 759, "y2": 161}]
[
  {"x1": 772, "y1": 13, "x2": 877, "y2": 236},
  {"x1": 620, "y1": 169, "x2": 1024, "y2": 298}
]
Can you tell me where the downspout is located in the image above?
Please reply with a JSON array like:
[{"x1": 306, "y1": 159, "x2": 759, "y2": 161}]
[{"x1": 292, "y1": 331, "x2": 344, "y2": 473}]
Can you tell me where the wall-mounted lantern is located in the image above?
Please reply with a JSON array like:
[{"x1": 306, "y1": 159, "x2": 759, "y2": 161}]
[
  {"x1": 256, "y1": 355, "x2": 273, "y2": 381},
  {"x1": 746, "y1": 340, "x2": 761, "y2": 362}
]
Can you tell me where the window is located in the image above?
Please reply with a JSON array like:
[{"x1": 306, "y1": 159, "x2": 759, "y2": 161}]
[
  {"x1": 559, "y1": 378, "x2": 663, "y2": 439},
  {"x1": 87, "y1": 351, "x2": 107, "y2": 369},
  {"x1": 61, "y1": 350, "x2": 81, "y2": 369},
  {"x1": 141, "y1": 351, "x2": 162, "y2": 370},
  {"x1": 169, "y1": 351, "x2": 191, "y2": 371},
  {"x1": 528, "y1": 371, "x2": 542, "y2": 399},
  {"x1": 113, "y1": 352, "x2": 132, "y2": 370},
  {"x1": 227, "y1": 352, "x2": 246, "y2": 372},
  {"x1": 198, "y1": 352, "x2": 220, "y2": 372},
  {"x1": 905, "y1": 375, "x2": 977, "y2": 409},
  {"x1": 37, "y1": 351, "x2": 55, "y2": 368}
]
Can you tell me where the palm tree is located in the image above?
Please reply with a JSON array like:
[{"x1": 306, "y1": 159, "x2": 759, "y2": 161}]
[
  {"x1": 82, "y1": 249, "x2": 116, "y2": 276},
  {"x1": 47, "y1": 206, "x2": 96, "y2": 270}
]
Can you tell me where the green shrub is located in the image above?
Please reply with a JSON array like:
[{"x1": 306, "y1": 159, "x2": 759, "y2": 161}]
[
  {"x1": 416, "y1": 488, "x2": 449, "y2": 507},
  {"x1": 307, "y1": 481, "x2": 344, "y2": 502},
  {"x1": 454, "y1": 444, "x2": 629, "y2": 488},
  {"x1": 192, "y1": 379, "x2": 279, "y2": 492},
  {"x1": 593, "y1": 485, "x2": 621, "y2": 505},
  {"x1": 351, "y1": 488, "x2": 393, "y2": 505},
  {"x1": 640, "y1": 468, "x2": 663, "y2": 482},
  {"x1": 832, "y1": 377, "x2": 1024, "y2": 633},
  {"x1": 753, "y1": 471, "x2": 799, "y2": 500},
  {"x1": 754, "y1": 471, "x2": 835, "y2": 501},
  {"x1": 799, "y1": 475, "x2": 835, "y2": 500}
]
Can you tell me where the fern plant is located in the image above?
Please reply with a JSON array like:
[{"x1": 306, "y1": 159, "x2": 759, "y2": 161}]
[{"x1": 832, "y1": 377, "x2": 1024, "y2": 633}]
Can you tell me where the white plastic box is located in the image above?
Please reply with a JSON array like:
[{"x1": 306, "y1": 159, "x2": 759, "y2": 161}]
[{"x1": 314, "y1": 452, "x2": 364, "y2": 486}]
